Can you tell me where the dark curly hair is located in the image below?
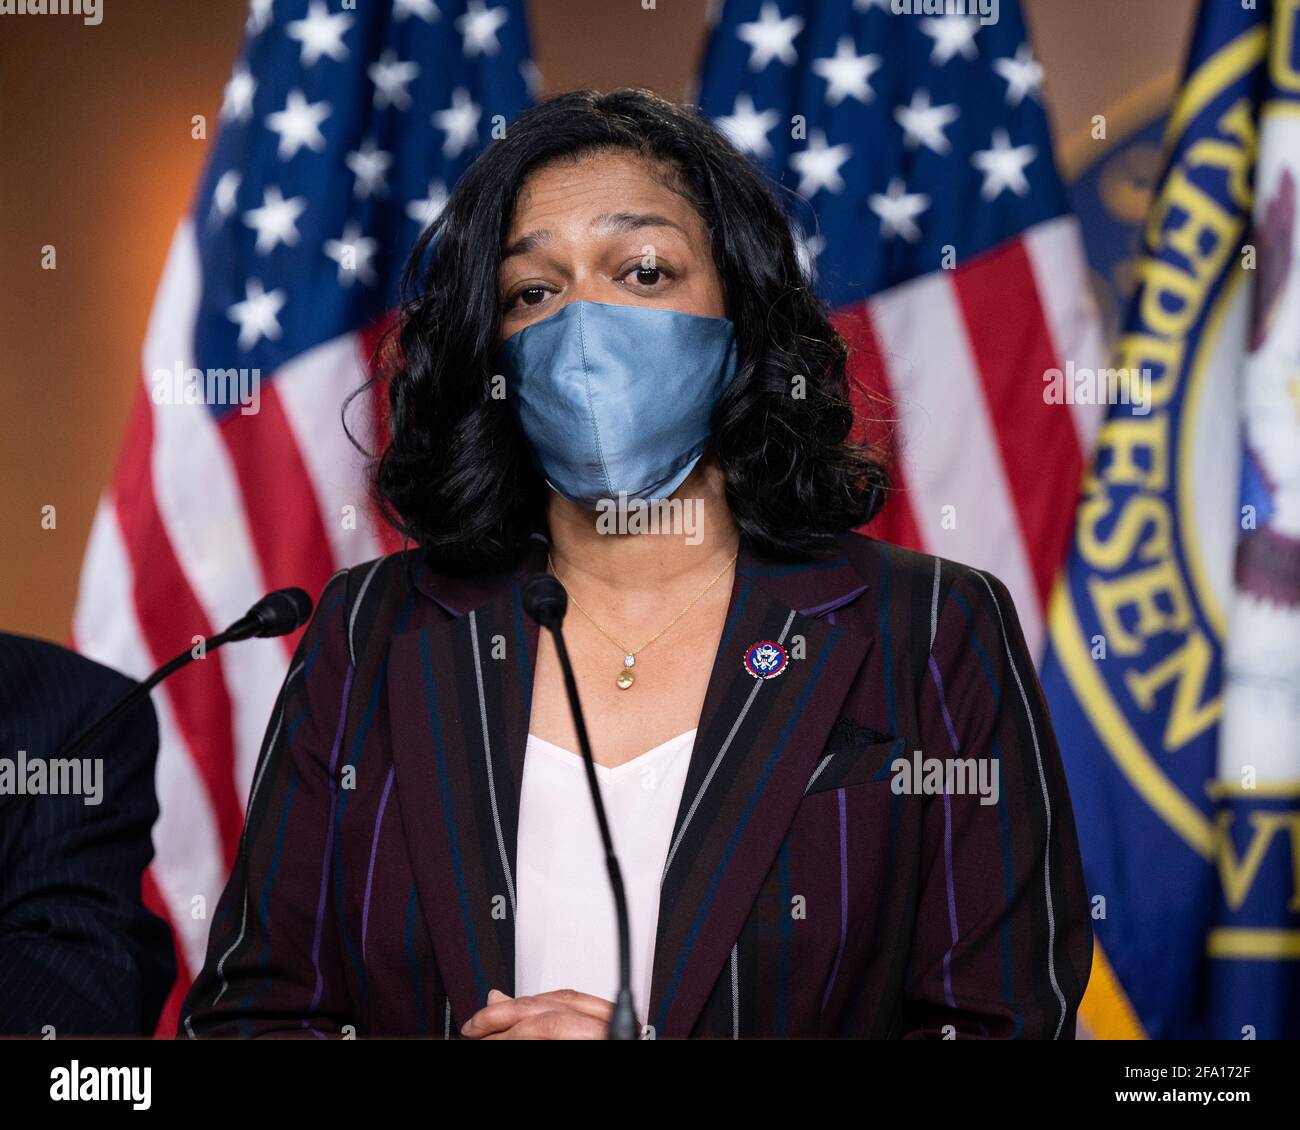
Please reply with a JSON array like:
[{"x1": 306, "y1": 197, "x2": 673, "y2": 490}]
[{"x1": 367, "y1": 87, "x2": 887, "y2": 571}]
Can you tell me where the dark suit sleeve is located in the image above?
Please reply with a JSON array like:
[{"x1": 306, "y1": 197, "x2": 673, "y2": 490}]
[
  {"x1": 181, "y1": 571, "x2": 355, "y2": 1038},
  {"x1": 903, "y1": 567, "x2": 1092, "y2": 1039},
  {"x1": 0, "y1": 640, "x2": 175, "y2": 1035}
]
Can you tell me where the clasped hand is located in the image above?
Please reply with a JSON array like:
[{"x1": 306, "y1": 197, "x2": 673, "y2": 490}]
[{"x1": 460, "y1": 988, "x2": 615, "y2": 1039}]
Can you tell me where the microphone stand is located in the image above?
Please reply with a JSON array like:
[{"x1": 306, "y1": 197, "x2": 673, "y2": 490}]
[
  {"x1": 58, "y1": 588, "x2": 312, "y2": 762},
  {"x1": 527, "y1": 577, "x2": 640, "y2": 1041},
  {"x1": 58, "y1": 630, "x2": 237, "y2": 762}
]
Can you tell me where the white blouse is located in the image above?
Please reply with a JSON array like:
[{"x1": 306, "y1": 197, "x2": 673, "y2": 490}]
[{"x1": 514, "y1": 728, "x2": 696, "y2": 1024}]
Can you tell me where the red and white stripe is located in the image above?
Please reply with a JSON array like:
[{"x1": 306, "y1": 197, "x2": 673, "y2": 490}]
[
  {"x1": 72, "y1": 221, "x2": 392, "y2": 1033},
  {"x1": 846, "y1": 215, "x2": 1107, "y2": 660}
]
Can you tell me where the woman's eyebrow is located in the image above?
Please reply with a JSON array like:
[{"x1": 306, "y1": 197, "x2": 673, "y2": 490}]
[
  {"x1": 501, "y1": 212, "x2": 687, "y2": 261},
  {"x1": 501, "y1": 230, "x2": 550, "y2": 260},
  {"x1": 590, "y1": 211, "x2": 688, "y2": 238}
]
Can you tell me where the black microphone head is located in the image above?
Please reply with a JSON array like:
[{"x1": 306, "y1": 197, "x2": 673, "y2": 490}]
[
  {"x1": 522, "y1": 573, "x2": 567, "y2": 628},
  {"x1": 250, "y1": 587, "x2": 314, "y2": 638}
]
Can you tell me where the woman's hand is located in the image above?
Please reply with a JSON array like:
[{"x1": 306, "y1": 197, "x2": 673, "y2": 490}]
[{"x1": 460, "y1": 988, "x2": 614, "y2": 1039}]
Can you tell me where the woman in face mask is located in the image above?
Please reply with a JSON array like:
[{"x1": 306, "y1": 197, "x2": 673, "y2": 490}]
[{"x1": 182, "y1": 89, "x2": 1092, "y2": 1041}]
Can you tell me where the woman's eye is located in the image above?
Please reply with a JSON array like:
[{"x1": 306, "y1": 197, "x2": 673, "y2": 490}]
[
  {"x1": 625, "y1": 266, "x2": 666, "y2": 288},
  {"x1": 509, "y1": 286, "x2": 547, "y2": 309}
]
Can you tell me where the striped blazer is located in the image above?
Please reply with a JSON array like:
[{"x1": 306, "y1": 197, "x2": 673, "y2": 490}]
[{"x1": 181, "y1": 531, "x2": 1091, "y2": 1039}]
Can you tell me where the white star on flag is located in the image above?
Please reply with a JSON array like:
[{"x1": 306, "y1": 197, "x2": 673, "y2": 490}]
[
  {"x1": 921, "y1": 14, "x2": 980, "y2": 66},
  {"x1": 432, "y1": 87, "x2": 481, "y2": 158},
  {"x1": 227, "y1": 278, "x2": 286, "y2": 350},
  {"x1": 266, "y1": 89, "x2": 331, "y2": 160},
  {"x1": 894, "y1": 89, "x2": 960, "y2": 154},
  {"x1": 790, "y1": 130, "x2": 852, "y2": 197},
  {"x1": 286, "y1": 0, "x2": 352, "y2": 67},
  {"x1": 812, "y1": 36, "x2": 881, "y2": 106},
  {"x1": 972, "y1": 128, "x2": 1037, "y2": 199},
  {"x1": 791, "y1": 224, "x2": 826, "y2": 283},
  {"x1": 714, "y1": 93, "x2": 780, "y2": 158},
  {"x1": 210, "y1": 170, "x2": 241, "y2": 224},
  {"x1": 737, "y1": 2, "x2": 804, "y2": 71},
  {"x1": 221, "y1": 66, "x2": 256, "y2": 124},
  {"x1": 457, "y1": 0, "x2": 508, "y2": 57},
  {"x1": 245, "y1": 0, "x2": 273, "y2": 35},
  {"x1": 324, "y1": 222, "x2": 379, "y2": 287},
  {"x1": 869, "y1": 176, "x2": 930, "y2": 242},
  {"x1": 993, "y1": 44, "x2": 1044, "y2": 106},
  {"x1": 243, "y1": 186, "x2": 308, "y2": 255},
  {"x1": 520, "y1": 59, "x2": 543, "y2": 99},
  {"x1": 407, "y1": 179, "x2": 450, "y2": 228},
  {"x1": 369, "y1": 50, "x2": 420, "y2": 111},
  {"x1": 346, "y1": 140, "x2": 393, "y2": 198},
  {"x1": 394, "y1": 0, "x2": 440, "y2": 21}
]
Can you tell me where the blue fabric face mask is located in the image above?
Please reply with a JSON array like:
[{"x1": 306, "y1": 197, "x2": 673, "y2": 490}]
[{"x1": 498, "y1": 300, "x2": 738, "y2": 507}]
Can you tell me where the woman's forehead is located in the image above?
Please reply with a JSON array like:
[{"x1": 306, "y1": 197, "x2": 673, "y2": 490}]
[{"x1": 507, "y1": 153, "x2": 700, "y2": 237}]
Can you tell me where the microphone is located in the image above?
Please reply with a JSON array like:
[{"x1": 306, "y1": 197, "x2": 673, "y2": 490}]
[
  {"x1": 221, "y1": 586, "x2": 314, "y2": 643},
  {"x1": 58, "y1": 587, "x2": 313, "y2": 762},
  {"x1": 521, "y1": 573, "x2": 567, "y2": 629},
  {"x1": 522, "y1": 573, "x2": 640, "y2": 1042}
]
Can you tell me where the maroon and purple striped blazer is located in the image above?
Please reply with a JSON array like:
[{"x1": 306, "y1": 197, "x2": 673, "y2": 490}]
[{"x1": 181, "y1": 531, "x2": 1091, "y2": 1039}]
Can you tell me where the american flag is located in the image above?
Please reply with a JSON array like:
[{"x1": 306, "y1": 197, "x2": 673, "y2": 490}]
[
  {"x1": 71, "y1": 0, "x2": 532, "y2": 1032},
  {"x1": 697, "y1": 0, "x2": 1107, "y2": 659}
]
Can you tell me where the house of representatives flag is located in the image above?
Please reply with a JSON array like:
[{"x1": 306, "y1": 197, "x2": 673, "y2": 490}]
[
  {"x1": 70, "y1": 0, "x2": 533, "y2": 1032},
  {"x1": 1040, "y1": 0, "x2": 1300, "y2": 1039},
  {"x1": 696, "y1": 0, "x2": 1108, "y2": 664}
]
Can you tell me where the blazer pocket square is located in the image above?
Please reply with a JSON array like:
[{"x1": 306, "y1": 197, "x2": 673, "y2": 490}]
[{"x1": 804, "y1": 718, "x2": 905, "y2": 795}]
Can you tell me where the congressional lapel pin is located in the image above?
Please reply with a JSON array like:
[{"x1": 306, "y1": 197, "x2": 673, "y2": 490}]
[{"x1": 743, "y1": 640, "x2": 789, "y2": 680}]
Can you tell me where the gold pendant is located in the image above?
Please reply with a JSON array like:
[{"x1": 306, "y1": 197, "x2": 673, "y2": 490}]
[{"x1": 616, "y1": 668, "x2": 635, "y2": 690}]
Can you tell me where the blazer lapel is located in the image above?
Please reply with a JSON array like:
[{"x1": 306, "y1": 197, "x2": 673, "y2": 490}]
[
  {"x1": 646, "y1": 541, "x2": 873, "y2": 1037},
  {"x1": 386, "y1": 545, "x2": 543, "y2": 1028}
]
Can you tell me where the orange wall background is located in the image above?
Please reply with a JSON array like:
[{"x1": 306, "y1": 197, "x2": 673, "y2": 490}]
[{"x1": 0, "y1": 0, "x2": 1196, "y2": 643}]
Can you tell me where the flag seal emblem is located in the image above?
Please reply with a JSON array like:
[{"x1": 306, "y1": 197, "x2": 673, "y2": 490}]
[{"x1": 743, "y1": 640, "x2": 788, "y2": 680}]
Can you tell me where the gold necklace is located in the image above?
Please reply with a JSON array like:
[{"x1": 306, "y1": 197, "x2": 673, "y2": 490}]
[{"x1": 547, "y1": 550, "x2": 738, "y2": 689}]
